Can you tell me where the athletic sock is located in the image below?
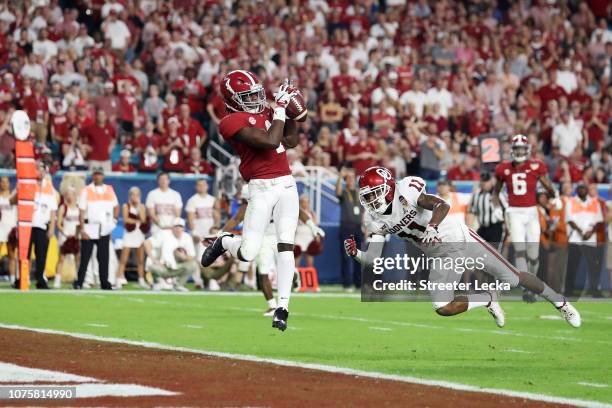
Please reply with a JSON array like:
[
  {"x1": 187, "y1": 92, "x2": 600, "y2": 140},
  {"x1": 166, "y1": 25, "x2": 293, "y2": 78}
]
[
  {"x1": 515, "y1": 255, "x2": 527, "y2": 273},
  {"x1": 222, "y1": 235, "x2": 242, "y2": 258},
  {"x1": 276, "y1": 250, "x2": 294, "y2": 310},
  {"x1": 9, "y1": 275, "x2": 14, "y2": 284},
  {"x1": 138, "y1": 277, "x2": 146, "y2": 285},
  {"x1": 540, "y1": 283, "x2": 565, "y2": 307},
  {"x1": 238, "y1": 261, "x2": 250, "y2": 273},
  {"x1": 267, "y1": 298, "x2": 277, "y2": 309},
  {"x1": 527, "y1": 257, "x2": 540, "y2": 276},
  {"x1": 466, "y1": 293, "x2": 493, "y2": 310}
]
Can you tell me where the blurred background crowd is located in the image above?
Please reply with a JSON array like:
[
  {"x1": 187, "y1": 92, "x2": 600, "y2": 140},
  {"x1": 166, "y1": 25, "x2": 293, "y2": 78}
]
[{"x1": 0, "y1": 0, "x2": 609, "y2": 182}]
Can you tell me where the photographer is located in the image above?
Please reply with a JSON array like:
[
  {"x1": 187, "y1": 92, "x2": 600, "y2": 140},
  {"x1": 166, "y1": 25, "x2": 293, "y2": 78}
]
[
  {"x1": 144, "y1": 218, "x2": 198, "y2": 292},
  {"x1": 336, "y1": 167, "x2": 363, "y2": 291}
]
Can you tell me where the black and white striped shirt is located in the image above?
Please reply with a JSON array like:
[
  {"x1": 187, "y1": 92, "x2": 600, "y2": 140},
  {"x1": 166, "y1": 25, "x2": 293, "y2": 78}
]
[{"x1": 469, "y1": 189, "x2": 506, "y2": 228}]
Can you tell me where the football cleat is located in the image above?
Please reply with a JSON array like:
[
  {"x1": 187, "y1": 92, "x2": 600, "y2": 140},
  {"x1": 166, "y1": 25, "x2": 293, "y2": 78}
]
[
  {"x1": 557, "y1": 300, "x2": 581, "y2": 328},
  {"x1": 486, "y1": 292, "x2": 505, "y2": 328},
  {"x1": 263, "y1": 307, "x2": 276, "y2": 317},
  {"x1": 200, "y1": 232, "x2": 233, "y2": 267},
  {"x1": 272, "y1": 307, "x2": 289, "y2": 331}
]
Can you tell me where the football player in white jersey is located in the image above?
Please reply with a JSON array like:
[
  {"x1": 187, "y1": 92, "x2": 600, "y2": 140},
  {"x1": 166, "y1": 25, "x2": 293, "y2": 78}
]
[{"x1": 343, "y1": 166, "x2": 581, "y2": 328}]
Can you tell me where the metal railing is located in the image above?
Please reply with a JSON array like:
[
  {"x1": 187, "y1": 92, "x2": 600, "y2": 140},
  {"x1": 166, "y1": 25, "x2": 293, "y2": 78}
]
[{"x1": 295, "y1": 166, "x2": 339, "y2": 221}]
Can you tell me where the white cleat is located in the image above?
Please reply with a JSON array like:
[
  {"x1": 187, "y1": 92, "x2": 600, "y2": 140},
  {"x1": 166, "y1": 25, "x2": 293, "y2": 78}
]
[
  {"x1": 263, "y1": 307, "x2": 275, "y2": 317},
  {"x1": 557, "y1": 301, "x2": 581, "y2": 328},
  {"x1": 486, "y1": 292, "x2": 505, "y2": 328}
]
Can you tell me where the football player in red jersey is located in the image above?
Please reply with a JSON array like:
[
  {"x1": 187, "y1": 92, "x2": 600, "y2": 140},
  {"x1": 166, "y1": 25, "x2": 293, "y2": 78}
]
[
  {"x1": 200, "y1": 70, "x2": 299, "y2": 331},
  {"x1": 493, "y1": 134, "x2": 562, "y2": 302}
]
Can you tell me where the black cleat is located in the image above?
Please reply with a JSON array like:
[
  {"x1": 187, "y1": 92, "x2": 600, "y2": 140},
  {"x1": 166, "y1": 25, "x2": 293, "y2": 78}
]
[
  {"x1": 72, "y1": 281, "x2": 82, "y2": 290},
  {"x1": 272, "y1": 307, "x2": 289, "y2": 332},
  {"x1": 201, "y1": 233, "x2": 232, "y2": 267},
  {"x1": 36, "y1": 282, "x2": 50, "y2": 290},
  {"x1": 522, "y1": 289, "x2": 537, "y2": 303}
]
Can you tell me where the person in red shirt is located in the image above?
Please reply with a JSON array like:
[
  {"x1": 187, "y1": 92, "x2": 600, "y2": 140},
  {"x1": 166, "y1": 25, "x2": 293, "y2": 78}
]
[
  {"x1": 206, "y1": 82, "x2": 226, "y2": 137},
  {"x1": 160, "y1": 93, "x2": 178, "y2": 132},
  {"x1": 177, "y1": 103, "x2": 207, "y2": 149},
  {"x1": 583, "y1": 100, "x2": 609, "y2": 154},
  {"x1": 118, "y1": 84, "x2": 139, "y2": 134},
  {"x1": 21, "y1": 80, "x2": 48, "y2": 142},
  {"x1": 112, "y1": 149, "x2": 136, "y2": 173},
  {"x1": 183, "y1": 146, "x2": 214, "y2": 175},
  {"x1": 447, "y1": 160, "x2": 480, "y2": 181},
  {"x1": 174, "y1": 67, "x2": 207, "y2": 123},
  {"x1": 345, "y1": 129, "x2": 379, "y2": 175},
  {"x1": 160, "y1": 117, "x2": 187, "y2": 172},
  {"x1": 82, "y1": 110, "x2": 116, "y2": 171},
  {"x1": 537, "y1": 71, "x2": 567, "y2": 113},
  {"x1": 76, "y1": 99, "x2": 95, "y2": 131}
]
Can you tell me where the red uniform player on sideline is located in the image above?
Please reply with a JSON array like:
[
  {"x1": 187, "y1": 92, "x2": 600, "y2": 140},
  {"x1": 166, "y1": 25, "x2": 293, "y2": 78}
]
[
  {"x1": 200, "y1": 70, "x2": 300, "y2": 332},
  {"x1": 493, "y1": 134, "x2": 562, "y2": 302}
]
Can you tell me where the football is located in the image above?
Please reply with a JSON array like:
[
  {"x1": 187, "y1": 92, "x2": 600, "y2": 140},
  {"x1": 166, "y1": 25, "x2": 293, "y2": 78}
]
[
  {"x1": 174, "y1": 247, "x2": 187, "y2": 261},
  {"x1": 286, "y1": 90, "x2": 308, "y2": 122}
]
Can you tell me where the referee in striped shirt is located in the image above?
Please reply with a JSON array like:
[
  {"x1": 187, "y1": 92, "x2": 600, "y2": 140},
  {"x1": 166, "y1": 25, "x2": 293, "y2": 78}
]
[{"x1": 468, "y1": 172, "x2": 506, "y2": 246}]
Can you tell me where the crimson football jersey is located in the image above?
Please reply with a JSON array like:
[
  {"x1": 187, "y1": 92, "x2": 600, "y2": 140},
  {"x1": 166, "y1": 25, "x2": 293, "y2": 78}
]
[
  {"x1": 218, "y1": 108, "x2": 291, "y2": 181},
  {"x1": 495, "y1": 159, "x2": 548, "y2": 207}
]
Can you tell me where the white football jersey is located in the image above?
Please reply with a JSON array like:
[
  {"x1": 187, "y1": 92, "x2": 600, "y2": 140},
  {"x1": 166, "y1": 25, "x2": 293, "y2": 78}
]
[
  {"x1": 145, "y1": 188, "x2": 183, "y2": 231},
  {"x1": 364, "y1": 176, "x2": 465, "y2": 247},
  {"x1": 185, "y1": 193, "x2": 216, "y2": 237}
]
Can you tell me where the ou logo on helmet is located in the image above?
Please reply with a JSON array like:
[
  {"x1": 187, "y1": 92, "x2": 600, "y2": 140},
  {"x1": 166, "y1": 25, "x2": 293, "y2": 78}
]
[{"x1": 376, "y1": 168, "x2": 392, "y2": 181}]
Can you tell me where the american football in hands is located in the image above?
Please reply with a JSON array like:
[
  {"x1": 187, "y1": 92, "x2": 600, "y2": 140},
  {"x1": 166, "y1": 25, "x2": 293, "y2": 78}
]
[{"x1": 285, "y1": 89, "x2": 308, "y2": 122}]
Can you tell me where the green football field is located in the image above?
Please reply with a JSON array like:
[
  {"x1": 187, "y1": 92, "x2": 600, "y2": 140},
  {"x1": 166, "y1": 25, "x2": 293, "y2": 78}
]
[{"x1": 0, "y1": 288, "x2": 611, "y2": 405}]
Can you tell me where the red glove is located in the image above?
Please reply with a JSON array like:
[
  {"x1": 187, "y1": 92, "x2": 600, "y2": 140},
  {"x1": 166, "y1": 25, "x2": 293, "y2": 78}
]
[{"x1": 344, "y1": 234, "x2": 357, "y2": 257}]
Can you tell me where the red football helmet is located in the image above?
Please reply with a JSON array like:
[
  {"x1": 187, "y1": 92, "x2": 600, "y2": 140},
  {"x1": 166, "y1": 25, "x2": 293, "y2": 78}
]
[
  {"x1": 358, "y1": 166, "x2": 396, "y2": 214},
  {"x1": 510, "y1": 134, "x2": 530, "y2": 163},
  {"x1": 220, "y1": 70, "x2": 266, "y2": 114}
]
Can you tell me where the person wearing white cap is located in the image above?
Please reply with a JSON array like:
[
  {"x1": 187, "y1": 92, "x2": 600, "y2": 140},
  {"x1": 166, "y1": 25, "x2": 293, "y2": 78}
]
[{"x1": 144, "y1": 217, "x2": 198, "y2": 292}]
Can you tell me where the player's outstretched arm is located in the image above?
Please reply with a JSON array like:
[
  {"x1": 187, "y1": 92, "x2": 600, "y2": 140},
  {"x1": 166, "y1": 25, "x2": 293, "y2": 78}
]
[
  {"x1": 283, "y1": 119, "x2": 298, "y2": 148},
  {"x1": 344, "y1": 234, "x2": 384, "y2": 265},
  {"x1": 234, "y1": 124, "x2": 286, "y2": 150},
  {"x1": 417, "y1": 193, "x2": 450, "y2": 226}
]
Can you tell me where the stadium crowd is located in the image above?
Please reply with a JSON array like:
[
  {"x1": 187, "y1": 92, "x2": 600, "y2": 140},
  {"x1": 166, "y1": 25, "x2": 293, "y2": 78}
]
[{"x1": 0, "y1": 0, "x2": 609, "y2": 181}]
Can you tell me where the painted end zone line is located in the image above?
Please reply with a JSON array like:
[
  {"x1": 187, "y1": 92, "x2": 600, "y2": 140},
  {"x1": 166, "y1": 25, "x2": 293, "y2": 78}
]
[{"x1": 0, "y1": 323, "x2": 608, "y2": 408}]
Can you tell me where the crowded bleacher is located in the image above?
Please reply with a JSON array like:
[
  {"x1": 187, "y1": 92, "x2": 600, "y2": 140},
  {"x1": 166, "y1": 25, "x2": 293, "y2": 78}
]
[{"x1": 0, "y1": 0, "x2": 608, "y2": 180}]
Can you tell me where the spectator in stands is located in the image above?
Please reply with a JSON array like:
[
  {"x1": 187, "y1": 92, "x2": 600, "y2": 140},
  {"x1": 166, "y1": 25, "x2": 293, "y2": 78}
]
[
  {"x1": 94, "y1": 82, "x2": 120, "y2": 124},
  {"x1": 82, "y1": 110, "x2": 116, "y2": 172},
  {"x1": 145, "y1": 172, "x2": 183, "y2": 234},
  {"x1": 419, "y1": 132, "x2": 445, "y2": 180},
  {"x1": 62, "y1": 125, "x2": 88, "y2": 170},
  {"x1": 112, "y1": 149, "x2": 136, "y2": 173},
  {"x1": 117, "y1": 187, "x2": 148, "y2": 289},
  {"x1": 183, "y1": 146, "x2": 213, "y2": 175},
  {"x1": 346, "y1": 129, "x2": 378, "y2": 175},
  {"x1": 336, "y1": 168, "x2": 363, "y2": 292}
]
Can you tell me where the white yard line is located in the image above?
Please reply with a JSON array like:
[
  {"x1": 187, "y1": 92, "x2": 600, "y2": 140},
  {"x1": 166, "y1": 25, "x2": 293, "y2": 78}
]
[
  {"x1": 85, "y1": 323, "x2": 108, "y2": 328},
  {"x1": 577, "y1": 382, "x2": 609, "y2": 388},
  {"x1": 506, "y1": 349, "x2": 533, "y2": 354},
  {"x1": 182, "y1": 325, "x2": 203, "y2": 329},
  {"x1": 0, "y1": 323, "x2": 608, "y2": 408},
  {"x1": 368, "y1": 327, "x2": 392, "y2": 331}
]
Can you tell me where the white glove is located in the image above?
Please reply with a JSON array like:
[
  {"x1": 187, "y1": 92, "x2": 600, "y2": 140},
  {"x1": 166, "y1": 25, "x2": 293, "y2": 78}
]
[
  {"x1": 551, "y1": 192, "x2": 563, "y2": 211},
  {"x1": 422, "y1": 224, "x2": 441, "y2": 245},
  {"x1": 273, "y1": 79, "x2": 295, "y2": 109},
  {"x1": 306, "y1": 219, "x2": 325, "y2": 239}
]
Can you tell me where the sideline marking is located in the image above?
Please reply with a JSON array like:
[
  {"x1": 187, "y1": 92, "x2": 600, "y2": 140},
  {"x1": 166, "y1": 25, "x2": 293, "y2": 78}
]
[
  {"x1": 0, "y1": 324, "x2": 609, "y2": 408},
  {"x1": 0, "y1": 362, "x2": 96, "y2": 383},
  {"x1": 506, "y1": 349, "x2": 533, "y2": 354},
  {"x1": 182, "y1": 325, "x2": 203, "y2": 329},
  {"x1": 368, "y1": 327, "x2": 392, "y2": 332},
  {"x1": 577, "y1": 382, "x2": 609, "y2": 389},
  {"x1": 86, "y1": 323, "x2": 108, "y2": 328}
]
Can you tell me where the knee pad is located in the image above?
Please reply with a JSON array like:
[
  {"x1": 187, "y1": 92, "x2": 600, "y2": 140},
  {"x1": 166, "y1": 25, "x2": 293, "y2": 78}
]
[{"x1": 239, "y1": 240, "x2": 261, "y2": 262}]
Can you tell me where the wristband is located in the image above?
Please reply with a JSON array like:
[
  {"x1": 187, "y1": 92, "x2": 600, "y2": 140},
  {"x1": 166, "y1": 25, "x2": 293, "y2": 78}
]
[{"x1": 273, "y1": 107, "x2": 286, "y2": 122}]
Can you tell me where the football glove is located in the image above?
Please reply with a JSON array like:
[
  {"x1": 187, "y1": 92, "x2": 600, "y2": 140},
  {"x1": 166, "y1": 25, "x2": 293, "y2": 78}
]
[
  {"x1": 344, "y1": 234, "x2": 358, "y2": 257},
  {"x1": 273, "y1": 79, "x2": 295, "y2": 109},
  {"x1": 422, "y1": 224, "x2": 441, "y2": 245}
]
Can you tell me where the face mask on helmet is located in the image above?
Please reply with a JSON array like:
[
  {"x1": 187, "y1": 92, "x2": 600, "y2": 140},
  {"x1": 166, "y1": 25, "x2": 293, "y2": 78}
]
[
  {"x1": 359, "y1": 184, "x2": 391, "y2": 214},
  {"x1": 232, "y1": 85, "x2": 266, "y2": 114},
  {"x1": 511, "y1": 145, "x2": 529, "y2": 162}
]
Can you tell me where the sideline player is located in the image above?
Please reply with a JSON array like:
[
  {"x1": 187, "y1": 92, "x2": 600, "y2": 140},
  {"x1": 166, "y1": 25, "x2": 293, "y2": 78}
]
[
  {"x1": 201, "y1": 70, "x2": 299, "y2": 331},
  {"x1": 344, "y1": 166, "x2": 580, "y2": 328},
  {"x1": 493, "y1": 134, "x2": 561, "y2": 302},
  {"x1": 222, "y1": 184, "x2": 325, "y2": 315}
]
